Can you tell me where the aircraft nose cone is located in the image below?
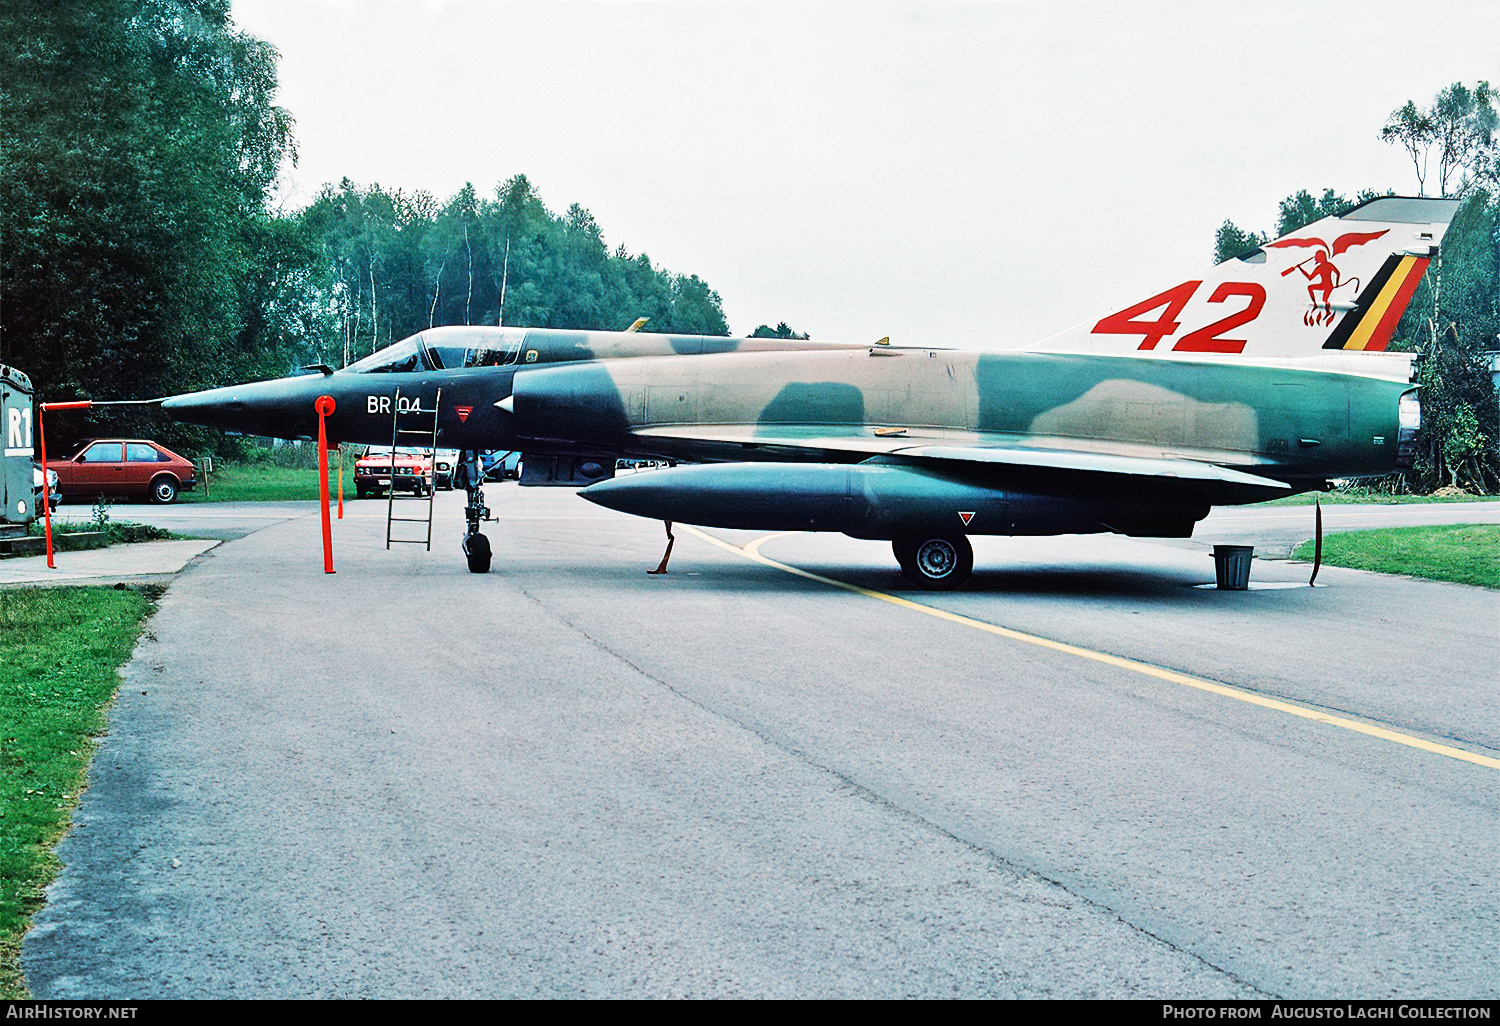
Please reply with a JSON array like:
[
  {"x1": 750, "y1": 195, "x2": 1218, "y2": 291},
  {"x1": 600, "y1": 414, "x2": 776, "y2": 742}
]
[
  {"x1": 160, "y1": 389, "x2": 242, "y2": 425},
  {"x1": 161, "y1": 377, "x2": 322, "y2": 438}
]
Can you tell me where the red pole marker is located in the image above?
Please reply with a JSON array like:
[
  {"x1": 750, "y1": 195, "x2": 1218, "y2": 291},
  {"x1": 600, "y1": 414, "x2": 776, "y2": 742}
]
[
  {"x1": 37, "y1": 407, "x2": 55, "y2": 568},
  {"x1": 315, "y1": 395, "x2": 336, "y2": 574},
  {"x1": 37, "y1": 400, "x2": 92, "y2": 568}
]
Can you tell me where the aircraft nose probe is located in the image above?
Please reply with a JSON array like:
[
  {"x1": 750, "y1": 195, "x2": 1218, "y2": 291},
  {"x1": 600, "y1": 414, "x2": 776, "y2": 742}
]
[{"x1": 161, "y1": 375, "x2": 335, "y2": 437}]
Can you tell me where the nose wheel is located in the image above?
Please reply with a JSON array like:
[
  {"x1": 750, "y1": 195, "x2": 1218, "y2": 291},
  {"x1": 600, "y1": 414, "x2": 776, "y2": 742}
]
[
  {"x1": 463, "y1": 531, "x2": 492, "y2": 574},
  {"x1": 458, "y1": 450, "x2": 493, "y2": 573}
]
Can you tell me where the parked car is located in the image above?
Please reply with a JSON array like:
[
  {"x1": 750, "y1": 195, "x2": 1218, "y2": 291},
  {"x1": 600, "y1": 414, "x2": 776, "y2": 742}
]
[
  {"x1": 480, "y1": 450, "x2": 521, "y2": 481},
  {"x1": 46, "y1": 439, "x2": 197, "y2": 504},
  {"x1": 355, "y1": 446, "x2": 433, "y2": 497},
  {"x1": 32, "y1": 464, "x2": 60, "y2": 512},
  {"x1": 433, "y1": 449, "x2": 460, "y2": 490}
]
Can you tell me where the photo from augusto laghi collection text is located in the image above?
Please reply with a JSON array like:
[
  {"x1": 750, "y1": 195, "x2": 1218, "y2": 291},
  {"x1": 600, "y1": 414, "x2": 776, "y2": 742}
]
[{"x1": 1162, "y1": 1006, "x2": 1494, "y2": 1020}]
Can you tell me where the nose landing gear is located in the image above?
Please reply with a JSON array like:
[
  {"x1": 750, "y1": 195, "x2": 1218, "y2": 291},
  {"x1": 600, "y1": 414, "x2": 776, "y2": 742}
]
[{"x1": 458, "y1": 451, "x2": 493, "y2": 573}]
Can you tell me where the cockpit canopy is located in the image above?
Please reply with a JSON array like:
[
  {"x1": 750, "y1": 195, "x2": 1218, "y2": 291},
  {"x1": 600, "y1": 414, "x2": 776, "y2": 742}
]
[{"x1": 347, "y1": 327, "x2": 528, "y2": 374}]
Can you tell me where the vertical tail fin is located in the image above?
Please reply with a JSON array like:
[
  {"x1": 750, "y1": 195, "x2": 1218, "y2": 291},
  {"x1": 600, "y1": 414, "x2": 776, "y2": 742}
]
[{"x1": 1028, "y1": 196, "x2": 1461, "y2": 360}]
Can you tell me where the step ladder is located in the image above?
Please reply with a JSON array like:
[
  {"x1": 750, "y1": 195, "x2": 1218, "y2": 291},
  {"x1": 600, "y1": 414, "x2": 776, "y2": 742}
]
[{"x1": 385, "y1": 386, "x2": 441, "y2": 551}]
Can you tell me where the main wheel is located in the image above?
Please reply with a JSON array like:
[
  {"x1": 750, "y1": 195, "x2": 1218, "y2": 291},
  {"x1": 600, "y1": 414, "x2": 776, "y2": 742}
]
[
  {"x1": 463, "y1": 532, "x2": 492, "y2": 574},
  {"x1": 150, "y1": 475, "x2": 179, "y2": 504},
  {"x1": 899, "y1": 533, "x2": 973, "y2": 590}
]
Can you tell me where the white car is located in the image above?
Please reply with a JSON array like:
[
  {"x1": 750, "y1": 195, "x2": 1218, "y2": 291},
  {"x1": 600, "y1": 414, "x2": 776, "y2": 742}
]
[
  {"x1": 32, "y1": 464, "x2": 60, "y2": 512},
  {"x1": 433, "y1": 449, "x2": 460, "y2": 490}
]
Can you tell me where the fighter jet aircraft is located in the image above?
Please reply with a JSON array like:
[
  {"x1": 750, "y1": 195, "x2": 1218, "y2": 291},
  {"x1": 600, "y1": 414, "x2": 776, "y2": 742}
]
[
  {"x1": 162, "y1": 196, "x2": 1457, "y2": 586},
  {"x1": 162, "y1": 325, "x2": 866, "y2": 571}
]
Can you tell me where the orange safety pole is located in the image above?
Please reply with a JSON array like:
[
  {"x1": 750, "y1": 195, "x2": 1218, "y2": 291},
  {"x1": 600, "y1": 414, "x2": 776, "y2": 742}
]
[
  {"x1": 315, "y1": 396, "x2": 336, "y2": 574},
  {"x1": 37, "y1": 407, "x2": 54, "y2": 568},
  {"x1": 37, "y1": 400, "x2": 92, "y2": 569}
]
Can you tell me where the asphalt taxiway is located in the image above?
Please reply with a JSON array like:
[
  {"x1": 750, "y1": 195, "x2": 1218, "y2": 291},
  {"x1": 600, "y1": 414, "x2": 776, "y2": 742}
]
[{"x1": 20, "y1": 490, "x2": 1499, "y2": 998}]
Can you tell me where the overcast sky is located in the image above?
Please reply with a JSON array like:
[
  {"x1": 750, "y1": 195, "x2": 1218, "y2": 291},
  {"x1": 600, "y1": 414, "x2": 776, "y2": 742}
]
[{"x1": 229, "y1": 0, "x2": 1497, "y2": 347}]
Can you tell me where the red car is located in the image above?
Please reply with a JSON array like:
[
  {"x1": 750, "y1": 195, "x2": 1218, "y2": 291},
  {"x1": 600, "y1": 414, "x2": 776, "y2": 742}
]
[
  {"x1": 355, "y1": 446, "x2": 433, "y2": 498},
  {"x1": 47, "y1": 439, "x2": 197, "y2": 504}
]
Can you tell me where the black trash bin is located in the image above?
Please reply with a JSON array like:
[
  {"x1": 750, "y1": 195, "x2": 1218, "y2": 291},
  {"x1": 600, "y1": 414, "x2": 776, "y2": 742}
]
[{"x1": 1212, "y1": 545, "x2": 1254, "y2": 590}]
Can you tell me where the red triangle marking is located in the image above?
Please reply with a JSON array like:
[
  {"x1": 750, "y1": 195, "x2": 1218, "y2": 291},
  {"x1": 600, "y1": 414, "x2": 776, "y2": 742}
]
[
  {"x1": 958, "y1": 511, "x2": 975, "y2": 525},
  {"x1": 455, "y1": 406, "x2": 473, "y2": 422}
]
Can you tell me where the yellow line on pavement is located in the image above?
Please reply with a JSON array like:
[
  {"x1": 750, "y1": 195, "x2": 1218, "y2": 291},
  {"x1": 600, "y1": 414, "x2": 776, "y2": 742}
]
[{"x1": 680, "y1": 525, "x2": 1500, "y2": 771}]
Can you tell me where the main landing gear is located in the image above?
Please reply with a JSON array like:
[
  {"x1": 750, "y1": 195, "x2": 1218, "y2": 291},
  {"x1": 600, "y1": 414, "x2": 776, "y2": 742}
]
[
  {"x1": 457, "y1": 451, "x2": 492, "y2": 573},
  {"x1": 892, "y1": 531, "x2": 973, "y2": 590}
]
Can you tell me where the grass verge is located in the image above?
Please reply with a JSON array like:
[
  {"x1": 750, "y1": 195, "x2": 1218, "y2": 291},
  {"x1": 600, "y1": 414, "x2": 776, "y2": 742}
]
[
  {"x1": 0, "y1": 585, "x2": 157, "y2": 998},
  {"x1": 1265, "y1": 488, "x2": 1497, "y2": 506},
  {"x1": 1293, "y1": 524, "x2": 1500, "y2": 588},
  {"x1": 29, "y1": 520, "x2": 181, "y2": 544},
  {"x1": 182, "y1": 462, "x2": 350, "y2": 503}
]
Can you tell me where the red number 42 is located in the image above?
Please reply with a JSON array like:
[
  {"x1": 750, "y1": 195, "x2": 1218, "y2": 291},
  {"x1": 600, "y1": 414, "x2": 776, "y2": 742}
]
[{"x1": 1092, "y1": 281, "x2": 1266, "y2": 353}]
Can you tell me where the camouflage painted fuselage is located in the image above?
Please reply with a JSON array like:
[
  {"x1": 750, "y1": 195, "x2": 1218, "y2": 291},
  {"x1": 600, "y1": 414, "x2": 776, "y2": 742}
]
[
  {"x1": 500, "y1": 345, "x2": 1415, "y2": 540},
  {"x1": 163, "y1": 329, "x2": 1412, "y2": 541},
  {"x1": 509, "y1": 347, "x2": 1409, "y2": 485}
]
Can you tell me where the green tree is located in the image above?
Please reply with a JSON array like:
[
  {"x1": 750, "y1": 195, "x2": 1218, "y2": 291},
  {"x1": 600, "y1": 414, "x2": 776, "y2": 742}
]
[
  {"x1": 661, "y1": 275, "x2": 730, "y2": 336},
  {"x1": 486, "y1": 174, "x2": 556, "y2": 328},
  {"x1": 1381, "y1": 100, "x2": 1435, "y2": 196},
  {"x1": 1276, "y1": 189, "x2": 1364, "y2": 236},
  {"x1": 1212, "y1": 222, "x2": 1268, "y2": 264},
  {"x1": 0, "y1": 0, "x2": 298, "y2": 439},
  {"x1": 1392, "y1": 192, "x2": 1500, "y2": 492},
  {"x1": 1381, "y1": 81, "x2": 1498, "y2": 197},
  {"x1": 750, "y1": 322, "x2": 811, "y2": 339},
  {"x1": 1213, "y1": 189, "x2": 1387, "y2": 264},
  {"x1": 1379, "y1": 84, "x2": 1500, "y2": 492},
  {"x1": 232, "y1": 212, "x2": 336, "y2": 379},
  {"x1": 424, "y1": 184, "x2": 486, "y2": 329},
  {"x1": 304, "y1": 174, "x2": 731, "y2": 338},
  {"x1": 1430, "y1": 82, "x2": 1498, "y2": 197}
]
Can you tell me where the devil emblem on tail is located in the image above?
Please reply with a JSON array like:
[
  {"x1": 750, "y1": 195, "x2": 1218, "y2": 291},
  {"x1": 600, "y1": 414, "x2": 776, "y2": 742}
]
[{"x1": 1267, "y1": 229, "x2": 1389, "y2": 326}]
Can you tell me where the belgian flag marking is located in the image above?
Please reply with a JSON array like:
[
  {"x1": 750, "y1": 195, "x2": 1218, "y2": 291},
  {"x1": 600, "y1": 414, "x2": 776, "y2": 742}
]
[{"x1": 1322, "y1": 254, "x2": 1429, "y2": 351}]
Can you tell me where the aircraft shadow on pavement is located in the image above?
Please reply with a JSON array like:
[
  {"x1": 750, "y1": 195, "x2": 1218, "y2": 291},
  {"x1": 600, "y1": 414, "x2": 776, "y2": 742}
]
[
  {"x1": 611, "y1": 558, "x2": 1216, "y2": 602},
  {"x1": 844, "y1": 565, "x2": 1207, "y2": 600},
  {"x1": 962, "y1": 565, "x2": 1212, "y2": 598}
]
